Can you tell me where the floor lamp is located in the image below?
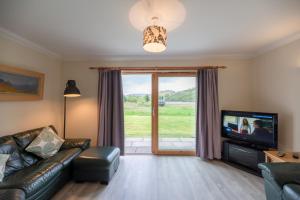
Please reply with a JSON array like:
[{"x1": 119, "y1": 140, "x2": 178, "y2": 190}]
[{"x1": 63, "y1": 80, "x2": 81, "y2": 139}]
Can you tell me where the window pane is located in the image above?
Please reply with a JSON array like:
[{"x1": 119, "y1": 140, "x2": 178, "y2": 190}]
[
  {"x1": 122, "y1": 75, "x2": 152, "y2": 154},
  {"x1": 158, "y1": 76, "x2": 196, "y2": 150}
]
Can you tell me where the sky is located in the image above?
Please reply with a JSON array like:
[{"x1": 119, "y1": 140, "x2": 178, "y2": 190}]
[{"x1": 122, "y1": 75, "x2": 195, "y2": 95}]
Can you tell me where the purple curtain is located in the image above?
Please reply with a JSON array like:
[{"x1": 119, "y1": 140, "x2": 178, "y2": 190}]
[
  {"x1": 97, "y1": 70, "x2": 124, "y2": 155},
  {"x1": 196, "y1": 68, "x2": 221, "y2": 159}
]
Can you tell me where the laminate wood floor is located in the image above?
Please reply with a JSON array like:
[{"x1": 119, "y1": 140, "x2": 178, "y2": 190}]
[{"x1": 52, "y1": 155, "x2": 265, "y2": 200}]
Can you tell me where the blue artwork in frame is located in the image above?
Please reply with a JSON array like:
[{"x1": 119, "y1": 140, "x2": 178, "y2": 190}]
[{"x1": 0, "y1": 64, "x2": 44, "y2": 101}]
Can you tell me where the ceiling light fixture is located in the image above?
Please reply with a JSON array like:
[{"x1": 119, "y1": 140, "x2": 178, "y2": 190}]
[{"x1": 143, "y1": 17, "x2": 167, "y2": 53}]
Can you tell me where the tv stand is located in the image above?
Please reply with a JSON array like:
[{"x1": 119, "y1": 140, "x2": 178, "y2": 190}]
[
  {"x1": 222, "y1": 140, "x2": 266, "y2": 176},
  {"x1": 226, "y1": 140, "x2": 268, "y2": 151}
]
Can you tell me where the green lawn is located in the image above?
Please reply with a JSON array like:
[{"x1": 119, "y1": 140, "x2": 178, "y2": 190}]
[{"x1": 124, "y1": 102, "x2": 196, "y2": 138}]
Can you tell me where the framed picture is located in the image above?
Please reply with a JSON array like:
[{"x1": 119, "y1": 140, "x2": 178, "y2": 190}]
[{"x1": 0, "y1": 64, "x2": 45, "y2": 101}]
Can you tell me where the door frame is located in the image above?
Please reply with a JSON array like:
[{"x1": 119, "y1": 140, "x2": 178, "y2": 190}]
[
  {"x1": 123, "y1": 72, "x2": 196, "y2": 156},
  {"x1": 151, "y1": 72, "x2": 196, "y2": 156}
]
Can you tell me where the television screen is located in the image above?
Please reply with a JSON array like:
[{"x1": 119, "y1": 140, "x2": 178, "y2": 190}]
[{"x1": 221, "y1": 110, "x2": 278, "y2": 148}]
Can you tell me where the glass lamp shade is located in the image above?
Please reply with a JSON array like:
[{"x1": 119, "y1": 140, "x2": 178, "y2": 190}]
[
  {"x1": 64, "y1": 80, "x2": 81, "y2": 97},
  {"x1": 143, "y1": 25, "x2": 167, "y2": 53}
]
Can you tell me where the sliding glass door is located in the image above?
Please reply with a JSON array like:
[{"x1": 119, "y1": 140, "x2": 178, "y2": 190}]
[
  {"x1": 123, "y1": 72, "x2": 196, "y2": 155},
  {"x1": 152, "y1": 73, "x2": 196, "y2": 155}
]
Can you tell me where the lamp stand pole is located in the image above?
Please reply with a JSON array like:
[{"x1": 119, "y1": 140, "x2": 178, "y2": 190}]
[
  {"x1": 63, "y1": 80, "x2": 80, "y2": 139},
  {"x1": 63, "y1": 97, "x2": 66, "y2": 139}
]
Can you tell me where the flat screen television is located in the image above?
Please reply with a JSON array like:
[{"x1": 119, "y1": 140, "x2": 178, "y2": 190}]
[{"x1": 221, "y1": 110, "x2": 278, "y2": 148}]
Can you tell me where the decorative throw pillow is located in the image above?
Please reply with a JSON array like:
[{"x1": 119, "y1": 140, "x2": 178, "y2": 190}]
[
  {"x1": 0, "y1": 154, "x2": 10, "y2": 182},
  {"x1": 25, "y1": 127, "x2": 64, "y2": 159},
  {"x1": 13, "y1": 129, "x2": 41, "y2": 167},
  {"x1": 0, "y1": 137, "x2": 25, "y2": 177}
]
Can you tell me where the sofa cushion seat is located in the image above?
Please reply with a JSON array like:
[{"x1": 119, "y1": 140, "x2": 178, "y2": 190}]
[
  {"x1": 0, "y1": 160, "x2": 62, "y2": 197},
  {"x1": 45, "y1": 148, "x2": 81, "y2": 168}
]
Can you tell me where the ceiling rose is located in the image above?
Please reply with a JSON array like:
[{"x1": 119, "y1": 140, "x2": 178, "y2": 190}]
[{"x1": 129, "y1": 0, "x2": 186, "y2": 31}]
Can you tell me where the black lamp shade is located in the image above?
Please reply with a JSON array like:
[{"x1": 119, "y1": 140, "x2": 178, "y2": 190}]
[{"x1": 64, "y1": 80, "x2": 80, "y2": 97}]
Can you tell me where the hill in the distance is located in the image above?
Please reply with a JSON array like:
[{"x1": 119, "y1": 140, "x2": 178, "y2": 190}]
[
  {"x1": 125, "y1": 88, "x2": 196, "y2": 102},
  {"x1": 162, "y1": 88, "x2": 196, "y2": 102},
  {"x1": 160, "y1": 90, "x2": 175, "y2": 96}
]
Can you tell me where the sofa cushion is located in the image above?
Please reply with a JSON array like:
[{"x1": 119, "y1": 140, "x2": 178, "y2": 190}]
[
  {"x1": 26, "y1": 127, "x2": 64, "y2": 159},
  {"x1": 0, "y1": 189, "x2": 25, "y2": 200},
  {"x1": 13, "y1": 127, "x2": 46, "y2": 167},
  {"x1": 0, "y1": 136, "x2": 24, "y2": 177},
  {"x1": 0, "y1": 160, "x2": 63, "y2": 197},
  {"x1": 61, "y1": 138, "x2": 91, "y2": 151},
  {"x1": 13, "y1": 128, "x2": 41, "y2": 150},
  {"x1": 13, "y1": 126, "x2": 58, "y2": 150},
  {"x1": 19, "y1": 152, "x2": 40, "y2": 168},
  {"x1": 0, "y1": 154, "x2": 10, "y2": 182},
  {"x1": 45, "y1": 148, "x2": 81, "y2": 168}
]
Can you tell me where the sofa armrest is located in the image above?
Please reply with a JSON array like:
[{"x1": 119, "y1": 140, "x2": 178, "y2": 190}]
[
  {"x1": 61, "y1": 138, "x2": 91, "y2": 151},
  {"x1": 283, "y1": 184, "x2": 300, "y2": 200},
  {"x1": 258, "y1": 163, "x2": 300, "y2": 187}
]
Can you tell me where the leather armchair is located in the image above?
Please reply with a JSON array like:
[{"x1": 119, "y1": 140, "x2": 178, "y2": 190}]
[{"x1": 258, "y1": 163, "x2": 300, "y2": 200}]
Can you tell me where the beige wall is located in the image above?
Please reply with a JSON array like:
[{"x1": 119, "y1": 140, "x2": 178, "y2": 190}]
[
  {"x1": 251, "y1": 39, "x2": 300, "y2": 151},
  {"x1": 63, "y1": 40, "x2": 300, "y2": 150},
  {"x1": 0, "y1": 36, "x2": 63, "y2": 137},
  {"x1": 2, "y1": 31, "x2": 299, "y2": 151},
  {"x1": 62, "y1": 58, "x2": 253, "y2": 146}
]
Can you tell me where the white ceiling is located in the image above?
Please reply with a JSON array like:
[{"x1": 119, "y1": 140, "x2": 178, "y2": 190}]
[{"x1": 0, "y1": 0, "x2": 300, "y2": 60}]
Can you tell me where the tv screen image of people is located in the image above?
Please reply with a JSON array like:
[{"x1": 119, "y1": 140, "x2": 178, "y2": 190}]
[{"x1": 222, "y1": 112, "x2": 277, "y2": 147}]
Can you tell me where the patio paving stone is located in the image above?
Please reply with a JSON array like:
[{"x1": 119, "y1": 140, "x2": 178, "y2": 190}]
[{"x1": 125, "y1": 137, "x2": 195, "y2": 154}]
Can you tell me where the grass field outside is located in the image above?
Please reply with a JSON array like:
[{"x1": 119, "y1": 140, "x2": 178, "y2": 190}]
[{"x1": 124, "y1": 102, "x2": 196, "y2": 138}]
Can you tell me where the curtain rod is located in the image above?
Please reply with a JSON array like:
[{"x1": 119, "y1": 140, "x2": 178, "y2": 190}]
[{"x1": 89, "y1": 66, "x2": 226, "y2": 71}]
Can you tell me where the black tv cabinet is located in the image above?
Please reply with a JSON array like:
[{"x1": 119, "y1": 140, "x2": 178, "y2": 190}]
[{"x1": 222, "y1": 140, "x2": 266, "y2": 176}]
